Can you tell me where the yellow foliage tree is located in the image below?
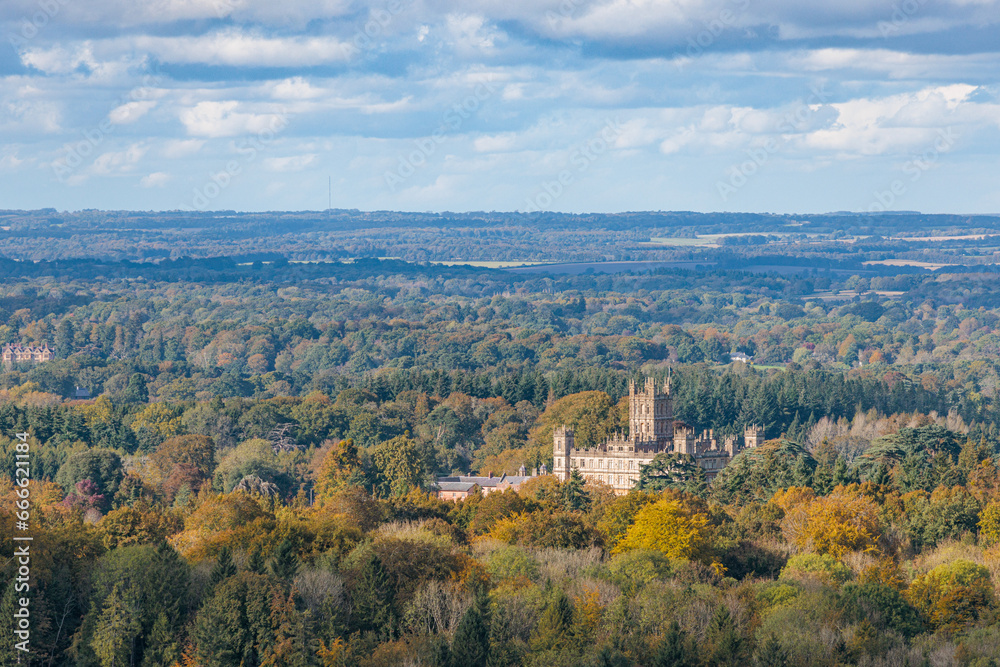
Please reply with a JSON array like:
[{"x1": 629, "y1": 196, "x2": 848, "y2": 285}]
[
  {"x1": 770, "y1": 486, "x2": 815, "y2": 513},
  {"x1": 614, "y1": 498, "x2": 709, "y2": 560},
  {"x1": 907, "y1": 559, "x2": 995, "y2": 631},
  {"x1": 781, "y1": 486, "x2": 882, "y2": 557},
  {"x1": 131, "y1": 402, "x2": 184, "y2": 439},
  {"x1": 978, "y1": 501, "x2": 1000, "y2": 545}
]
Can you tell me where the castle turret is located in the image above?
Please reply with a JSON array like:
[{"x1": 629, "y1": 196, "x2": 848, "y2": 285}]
[
  {"x1": 553, "y1": 425, "x2": 574, "y2": 482},
  {"x1": 673, "y1": 422, "x2": 697, "y2": 456},
  {"x1": 744, "y1": 424, "x2": 765, "y2": 448}
]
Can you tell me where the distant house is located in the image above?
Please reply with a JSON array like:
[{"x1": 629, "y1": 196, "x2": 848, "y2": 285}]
[
  {"x1": 73, "y1": 386, "x2": 92, "y2": 399},
  {"x1": 435, "y1": 481, "x2": 480, "y2": 501},
  {"x1": 433, "y1": 466, "x2": 544, "y2": 501},
  {"x1": 2, "y1": 344, "x2": 54, "y2": 365},
  {"x1": 730, "y1": 352, "x2": 753, "y2": 364}
]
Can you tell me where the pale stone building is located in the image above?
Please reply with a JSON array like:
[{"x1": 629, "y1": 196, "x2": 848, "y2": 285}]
[
  {"x1": 553, "y1": 376, "x2": 764, "y2": 492},
  {"x1": 2, "y1": 344, "x2": 54, "y2": 365}
]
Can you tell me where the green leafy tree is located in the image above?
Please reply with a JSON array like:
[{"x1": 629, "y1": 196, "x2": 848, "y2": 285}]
[{"x1": 369, "y1": 434, "x2": 425, "y2": 496}]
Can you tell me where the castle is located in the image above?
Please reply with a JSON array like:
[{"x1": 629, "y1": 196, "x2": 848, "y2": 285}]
[{"x1": 553, "y1": 376, "x2": 765, "y2": 492}]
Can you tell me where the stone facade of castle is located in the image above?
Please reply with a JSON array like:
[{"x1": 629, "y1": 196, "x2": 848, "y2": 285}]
[{"x1": 552, "y1": 376, "x2": 765, "y2": 492}]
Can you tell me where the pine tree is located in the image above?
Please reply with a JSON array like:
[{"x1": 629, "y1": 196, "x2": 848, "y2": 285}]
[
  {"x1": 55, "y1": 318, "x2": 75, "y2": 358},
  {"x1": 706, "y1": 606, "x2": 743, "y2": 666},
  {"x1": 652, "y1": 620, "x2": 697, "y2": 667},
  {"x1": 210, "y1": 547, "x2": 237, "y2": 588},
  {"x1": 91, "y1": 583, "x2": 141, "y2": 667},
  {"x1": 561, "y1": 469, "x2": 591, "y2": 512},
  {"x1": 832, "y1": 456, "x2": 854, "y2": 487},
  {"x1": 352, "y1": 554, "x2": 396, "y2": 638},
  {"x1": 686, "y1": 463, "x2": 709, "y2": 498},
  {"x1": 246, "y1": 547, "x2": 266, "y2": 574},
  {"x1": 753, "y1": 634, "x2": 789, "y2": 667},
  {"x1": 792, "y1": 455, "x2": 813, "y2": 487},
  {"x1": 450, "y1": 592, "x2": 490, "y2": 667},
  {"x1": 531, "y1": 589, "x2": 574, "y2": 652},
  {"x1": 269, "y1": 539, "x2": 300, "y2": 581},
  {"x1": 123, "y1": 373, "x2": 149, "y2": 403}
]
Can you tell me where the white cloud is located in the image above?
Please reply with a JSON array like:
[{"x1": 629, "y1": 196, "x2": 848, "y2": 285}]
[
  {"x1": 131, "y1": 30, "x2": 351, "y2": 67},
  {"x1": 179, "y1": 101, "x2": 288, "y2": 138},
  {"x1": 109, "y1": 100, "x2": 156, "y2": 124},
  {"x1": 162, "y1": 139, "x2": 205, "y2": 158},
  {"x1": 0, "y1": 153, "x2": 23, "y2": 170},
  {"x1": 90, "y1": 143, "x2": 147, "y2": 175},
  {"x1": 270, "y1": 77, "x2": 324, "y2": 100},
  {"x1": 140, "y1": 171, "x2": 171, "y2": 187},
  {"x1": 264, "y1": 154, "x2": 317, "y2": 172}
]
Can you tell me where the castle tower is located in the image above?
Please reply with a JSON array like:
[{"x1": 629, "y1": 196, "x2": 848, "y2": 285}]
[
  {"x1": 673, "y1": 422, "x2": 697, "y2": 456},
  {"x1": 744, "y1": 424, "x2": 765, "y2": 448},
  {"x1": 628, "y1": 376, "x2": 673, "y2": 447},
  {"x1": 724, "y1": 435, "x2": 738, "y2": 457},
  {"x1": 553, "y1": 426, "x2": 574, "y2": 482}
]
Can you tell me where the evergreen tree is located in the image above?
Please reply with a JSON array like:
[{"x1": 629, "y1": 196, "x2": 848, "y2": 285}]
[
  {"x1": 706, "y1": 606, "x2": 744, "y2": 666},
  {"x1": 55, "y1": 318, "x2": 75, "y2": 358},
  {"x1": 652, "y1": 620, "x2": 697, "y2": 667},
  {"x1": 246, "y1": 547, "x2": 266, "y2": 574},
  {"x1": 753, "y1": 634, "x2": 789, "y2": 667},
  {"x1": 450, "y1": 592, "x2": 490, "y2": 667},
  {"x1": 832, "y1": 456, "x2": 855, "y2": 487},
  {"x1": 270, "y1": 539, "x2": 300, "y2": 581},
  {"x1": 210, "y1": 546, "x2": 237, "y2": 588},
  {"x1": 560, "y1": 468, "x2": 591, "y2": 512},
  {"x1": 531, "y1": 589, "x2": 574, "y2": 652},
  {"x1": 791, "y1": 455, "x2": 813, "y2": 487},
  {"x1": 91, "y1": 583, "x2": 141, "y2": 667},
  {"x1": 123, "y1": 374, "x2": 149, "y2": 403},
  {"x1": 352, "y1": 554, "x2": 396, "y2": 638}
]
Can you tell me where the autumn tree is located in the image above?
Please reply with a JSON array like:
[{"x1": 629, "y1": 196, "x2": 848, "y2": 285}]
[{"x1": 614, "y1": 497, "x2": 710, "y2": 560}]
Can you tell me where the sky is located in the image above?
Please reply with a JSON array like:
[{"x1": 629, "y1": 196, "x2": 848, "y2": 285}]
[{"x1": 0, "y1": 0, "x2": 998, "y2": 214}]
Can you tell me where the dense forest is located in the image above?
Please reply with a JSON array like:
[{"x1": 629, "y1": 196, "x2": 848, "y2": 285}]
[{"x1": 4, "y1": 210, "x2": 1000, "y2": 666}]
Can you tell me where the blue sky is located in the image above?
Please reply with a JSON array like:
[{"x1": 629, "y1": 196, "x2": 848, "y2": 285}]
[{"x1": 1, "y1": 0, "x2": 998, "y2": 214}]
